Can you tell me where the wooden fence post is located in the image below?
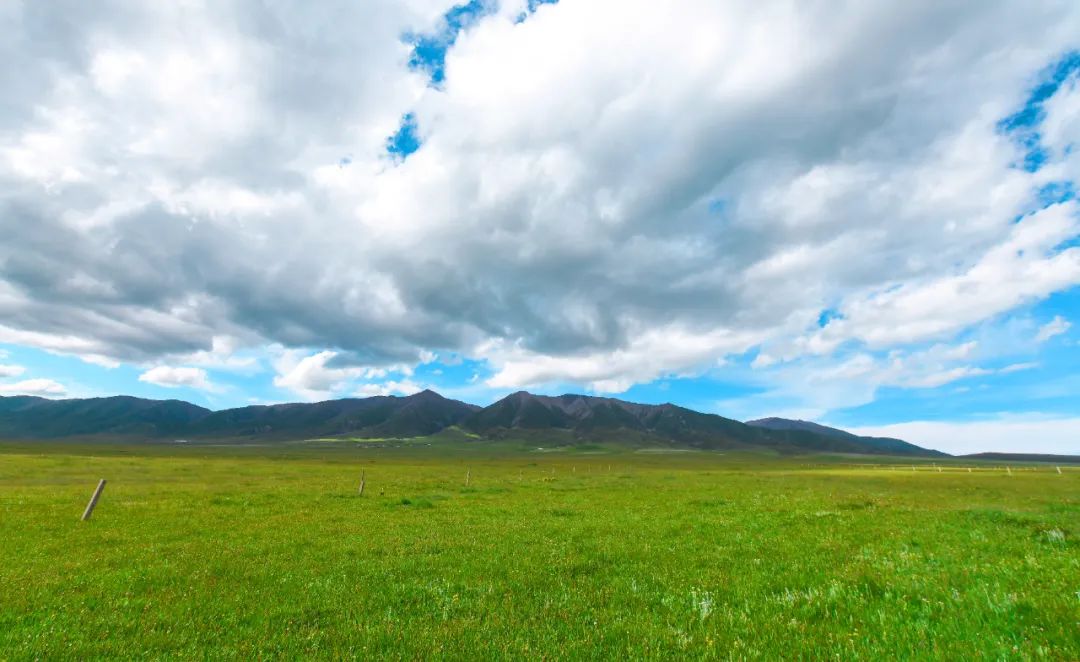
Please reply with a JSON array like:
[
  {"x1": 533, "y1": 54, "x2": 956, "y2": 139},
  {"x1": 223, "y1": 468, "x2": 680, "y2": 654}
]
[
  {"x1": 466, "y1": 468, "x2": 471, "y2": 487},
  {"x1": 1057, "y1": 466, "x2": 1062, "y2": 475},
  {"x1": 358, "y1": 470, "x2": 366, "y2": 496},
  {"x1": 81, "y1": 479, "x2": 107, "y2": 521}
]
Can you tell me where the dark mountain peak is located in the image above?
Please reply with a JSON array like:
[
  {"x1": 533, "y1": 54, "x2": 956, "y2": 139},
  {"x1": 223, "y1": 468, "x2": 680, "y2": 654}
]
[
  {"x1": 746, "y1": 416, "x2": 788, "y2": 426},
  {"x1": 747, "y1": 417, "x2": 857, "y2": 439},
  {"x1": 482, "y1": 391, "x2": 632, "y2": 420},
  {"x1": 459, "y1": 392, "x2": 943, "y2": 456},
  {"x1": 466, "y1": 390, "x2": 572, "y2": 429},
  {"x1": 506, "y1": 390, "x2": 541, "y2": 401},
  {"x1": 552, "y1": 392, "x2": 599, "y2": 401},
  {"x1": 408, "y1": 388, "x2": 452, "y2": 402},
  {"x1": 188, "y1": 390, "x2": 477, "y2": 439}
]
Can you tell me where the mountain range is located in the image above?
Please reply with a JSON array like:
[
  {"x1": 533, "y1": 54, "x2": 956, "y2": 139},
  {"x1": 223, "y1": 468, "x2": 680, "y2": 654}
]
[{"x1": 0, "y1": 390, "x2": 948, "y2": 457}]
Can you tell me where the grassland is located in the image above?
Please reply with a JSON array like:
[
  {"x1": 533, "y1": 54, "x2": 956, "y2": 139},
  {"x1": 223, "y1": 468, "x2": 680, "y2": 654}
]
[{"x1": 0, "y1": 442, "x2": 1077, "y2": 660}]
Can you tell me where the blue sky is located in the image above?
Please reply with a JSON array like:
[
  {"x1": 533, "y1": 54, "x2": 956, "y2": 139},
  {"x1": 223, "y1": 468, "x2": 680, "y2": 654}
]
[{"x1": 1, "y1": 1, "x2": 1079, "y2": 454}]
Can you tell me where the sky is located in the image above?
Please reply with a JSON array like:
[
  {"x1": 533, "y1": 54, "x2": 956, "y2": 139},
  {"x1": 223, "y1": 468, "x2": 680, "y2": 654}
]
[{"x1": 1, "y1": 1, "x2": 1079, "y2": 454}]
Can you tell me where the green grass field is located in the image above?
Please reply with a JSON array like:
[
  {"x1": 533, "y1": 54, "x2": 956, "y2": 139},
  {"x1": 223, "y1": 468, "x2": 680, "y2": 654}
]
[{"x1": 1, "y1": 442, "x2": 1077, "y2": 660}]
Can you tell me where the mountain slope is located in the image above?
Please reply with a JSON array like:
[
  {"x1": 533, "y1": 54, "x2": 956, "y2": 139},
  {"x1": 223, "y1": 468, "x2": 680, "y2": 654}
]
[
  {"x1": 0, "y1": 390, "x2": 477, "y2": 440},
  {"x1": 960, "y1": 452, "x2": 1080, "y2": 464},
  {"x1": 746, "y1": 417, "x2": 946, "y2": 457},
  {"x1": 465, "y1": 393, "x2": 944, "y2": 456},
  {"x1": 0, "y1": 391, "x2": 943, "y2": 456},
  {"x1": 0, "y1": 396, "x2": 210, "y2": 439},
  {"x1": 188, "y1": 389, "x2": 478, "y2": 439},
  {"x1": 746, "y1": 417, "x2": 858, "y2": 439}
]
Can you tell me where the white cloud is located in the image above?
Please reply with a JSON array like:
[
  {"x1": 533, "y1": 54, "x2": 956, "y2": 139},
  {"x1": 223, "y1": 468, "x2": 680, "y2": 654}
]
[
  {"x1": 179, "y1": 336, "x2": 261, "y2": 373},
  {"x1": 418, "y1": 350, "x2": 438, "y2": 364},
  {"x1": 271, "y1": 349, "x2": 416, "y2": 400},
  {"x1": 802, "y1": 203, "x2": 1080, "y2": 354},
  {"x1": 354, "y1": 380, "x2": 424, "y2": 397},
  {"x1": 1041, "y1": 68, "x2": 1080, "y2": 184},
  {"x1": 0, "y1": 1, "x2": 1078, "y2": 401},
  {"x1": 138, "y1": 366, "x2": 213, "y2": 390},
  {"x1": 0, "y1": 363, "x2": 25, "y2": 378},
  {"x1": 0, "y1": 378, "x2": 66, "y2": 397},
  {"x1": 482, "y1": 324, "x2": 761, "y2": 393},
  {"x1": 848, "y1": 416, "x2": 1080, "y2": 456},
  {"x1": 751, "y1": 353, "x2": 778, "y2": 369},
  {"x1": 721, "y1": 340, "x2": 1013, "y2": 421},
  {"x1": 272, "y1": 350, "x2": 355, "y2": 400},
  {"x1": 1035, "y1": 315, "x2": 1071, "y2": 342},
  {"x1": 0, "y1": 324, "x2": 116, "y2": 364},
  {"x1": 999, "y1": 361, "x2": 1039, "y2": 374}
]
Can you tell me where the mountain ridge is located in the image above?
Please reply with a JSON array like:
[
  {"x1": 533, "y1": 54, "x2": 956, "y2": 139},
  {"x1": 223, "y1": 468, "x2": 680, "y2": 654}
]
[
  {"x1": 959, "y1": 452, "x2": 1080, "y2": 464},
  {"x1": 745, "y1": 417, "x2": 937, "y2": 457},
  {"x1": 0, "y1": 390, "x2": 947, "y2": 456}
]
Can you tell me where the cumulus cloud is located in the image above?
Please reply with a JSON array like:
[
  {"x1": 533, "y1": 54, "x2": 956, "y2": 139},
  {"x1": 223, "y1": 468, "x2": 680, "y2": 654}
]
[
  {"x1": 138, "y1": 366, "x2": 213, "y2": 390},
  {"x1": 0, "y1": 379, "x2": 67, "y2": 397},
  {"x1": 0, "y1": 1, "x2": 1078, "y2": 397},
  {"x1": 1036, "y1": 315, "x2": 1072, "y2": 342},
  {"x1": 0, "y1": 364, "x2": 26, "y2": 378},
  {"x1": 178, "y1": 336, "x2": 261, "y2": 373},
  {"x1": 270, "y1": 349, "x2": 417, "y2": 400},
  {"x1": 483, "y1": 325, "x2": 760, "y2": 392},
  {"x1": 799, "y1": 203, "x2": 1080, "y2": 354},
  {"x1": 271, "y1": 348, "x2": 426, "y2": 400},
  {"x1": 272, "y1": 350, "x2": 352, "y2": 400}
]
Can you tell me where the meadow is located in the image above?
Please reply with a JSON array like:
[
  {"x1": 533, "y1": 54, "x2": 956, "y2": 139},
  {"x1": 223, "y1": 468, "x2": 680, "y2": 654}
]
[{"x1": 0, "y1": 442, "x2": 1077, "y2": 660}]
